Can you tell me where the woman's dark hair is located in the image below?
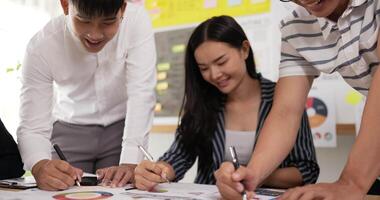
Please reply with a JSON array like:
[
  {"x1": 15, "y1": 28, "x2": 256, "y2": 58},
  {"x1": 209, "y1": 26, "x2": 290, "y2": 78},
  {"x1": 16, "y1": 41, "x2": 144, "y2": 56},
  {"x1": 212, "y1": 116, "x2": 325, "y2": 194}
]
[
  {"x1": 178, "y1": 15, "x2": 258, "y2": 167},
  {"x1": 70, "y1": 0, "x2": 124, "y2": 18}
]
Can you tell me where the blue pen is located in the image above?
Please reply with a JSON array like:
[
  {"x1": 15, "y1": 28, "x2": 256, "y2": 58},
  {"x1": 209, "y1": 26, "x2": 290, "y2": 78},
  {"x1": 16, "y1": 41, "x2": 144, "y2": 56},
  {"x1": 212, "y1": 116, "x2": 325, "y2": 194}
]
[{"x1": 229, "y1": 146, "x2": 247, "y2": 200}]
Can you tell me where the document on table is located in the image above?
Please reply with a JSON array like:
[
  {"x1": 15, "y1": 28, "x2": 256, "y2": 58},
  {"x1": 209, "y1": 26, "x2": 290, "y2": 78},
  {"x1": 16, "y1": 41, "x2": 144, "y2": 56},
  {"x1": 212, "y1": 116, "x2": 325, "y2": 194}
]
[
  {"x1": 0, "y1": 182, "x2": 283, "y2": 200},
  {"x1": 0, "y1": 176, "x2": 37, "y2": 189},
  {"x1": 123, "y1": 183, "x2": 220, "y2": 200}
]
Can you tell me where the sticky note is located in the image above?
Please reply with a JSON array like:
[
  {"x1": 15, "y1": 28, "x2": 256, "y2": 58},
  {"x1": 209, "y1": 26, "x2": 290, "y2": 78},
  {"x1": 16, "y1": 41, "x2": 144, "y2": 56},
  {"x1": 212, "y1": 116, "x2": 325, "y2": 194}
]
[
  {"x1": 155, "y1": 103, "x2": 162, "y2": 112},
  {"x1": 157, "y1": 63, "x2": 171, "y2": 71},
  {"x1": 251, "y1": 0, "x2": 266, "y2": 3},
  {"x1": 204, "y1": 0, "x2": 217, "y2": 8},
  {"x1": 228, "y1": 0, "x2": 242, "y2": 6},
  {"x1": 345, "y1": 90, "x2": 363, "y2": 105},
  {"x1": 157, "y1": 72, "x2": 167, "y2": 80},
  {"x1": 172, "y1": 44, "x2": 186, "y2": 53},
  {"x1": 156, "y1": 82, "x2": 169, "y2": 91}
]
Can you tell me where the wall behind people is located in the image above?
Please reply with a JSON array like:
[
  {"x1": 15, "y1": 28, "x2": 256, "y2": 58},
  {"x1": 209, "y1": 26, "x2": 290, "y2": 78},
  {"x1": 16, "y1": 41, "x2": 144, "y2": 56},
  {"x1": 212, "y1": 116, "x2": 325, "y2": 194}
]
[{"x1": 0, "y1": 0, "x2": 363, "y2": 140}]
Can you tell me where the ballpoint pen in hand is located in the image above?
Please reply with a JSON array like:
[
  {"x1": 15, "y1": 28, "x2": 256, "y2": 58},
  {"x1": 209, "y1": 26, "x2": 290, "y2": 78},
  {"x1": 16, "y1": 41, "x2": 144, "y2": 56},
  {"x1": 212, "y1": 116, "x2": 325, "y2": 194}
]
[
  {"x1": 229, "y1": 146, "x2": 247, "y2": 200},
  {"x1": 137, "y1": 145, "x2": 171, "y2": 184},
  {"x1": 53, "y1": 144, "x2": 81, "y2": 187}
]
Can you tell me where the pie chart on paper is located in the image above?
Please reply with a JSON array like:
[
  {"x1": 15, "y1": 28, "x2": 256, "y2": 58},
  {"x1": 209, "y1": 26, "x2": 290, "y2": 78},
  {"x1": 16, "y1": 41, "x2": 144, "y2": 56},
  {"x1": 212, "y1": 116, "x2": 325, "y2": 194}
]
[
  {"x1": 306, "y1": 97, "x2": 328, "y2": 128},
  {"x1": 53, "y1": 191, "x2": 113, "y2": 200}
]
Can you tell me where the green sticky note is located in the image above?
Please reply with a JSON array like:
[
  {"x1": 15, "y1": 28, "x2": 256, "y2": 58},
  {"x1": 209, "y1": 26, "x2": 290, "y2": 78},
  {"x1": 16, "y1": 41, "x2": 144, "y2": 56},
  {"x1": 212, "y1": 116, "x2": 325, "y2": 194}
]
[
  {"x1": 172, "y1": 44, "x2": 186, "y2": 53},
  {"x1": 157, "y1": 63, "x2": 171, "y2": 71},
  {"x1": 22, "y1": 171, "x2": 33, "y2": 177}
]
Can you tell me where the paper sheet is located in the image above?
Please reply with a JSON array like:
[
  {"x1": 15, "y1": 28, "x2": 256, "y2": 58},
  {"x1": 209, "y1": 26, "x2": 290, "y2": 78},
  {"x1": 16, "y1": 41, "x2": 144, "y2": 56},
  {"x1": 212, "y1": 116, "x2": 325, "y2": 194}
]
[
  {"x1": 123, "y1": 183, "x2": 220, "y2": 200},
  {"x1": 0, "y1": 183, "x2": 283, "y2": 200}
]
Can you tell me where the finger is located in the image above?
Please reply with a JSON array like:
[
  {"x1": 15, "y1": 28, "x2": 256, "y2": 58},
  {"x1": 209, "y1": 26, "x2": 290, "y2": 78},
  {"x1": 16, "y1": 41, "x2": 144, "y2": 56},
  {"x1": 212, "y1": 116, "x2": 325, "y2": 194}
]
[
  {"x1": 231, "y1": 167, "x2": 247, "y2": 182},
  {"x1": 43, "y1": 175, "x2": 71, "y2": 190},
  {"x1": 102, "y1": 167, "x2": 116, "y2": 186},
  {"x1": 232, "y1": 181, "x2": 245, "y2": 193},
  {"x1": 299, "y1": 191, "x2": 318, "y2": 200},
  {"x1": 118, "y1": 170, "x2": 133, "y2": 187},
  {"x1": 135, "y1": 163, "x2": 163, "y2": 183},
  {"x1": 152, "y1": 164, "x2": 165, "y2": 176},
  {"x1": 74, "y1": 168, "x2": 83, "y2": 182},
  {"x1": 216, "y1": 181, "x2": 243, "y2": 200},
  {"x1": 134, "y1": 174, "x2": 158, "y2": 191},
  {"x1": 158, "y1": 164, "x2": 171, "y2": 182},
  {"x1": 47, "y1": 164, "x2": 75, "y2": 187},
  {"x1": 287, "y1": 187, "x2": 304, "y2": 200},
  {"x1": 96, "y1": 169, "x2": 105, "y2": 180},
  {"x1": 143, "y1": 167, "x2": 164, "y2": 183},
  {"x1": 219, "y1": 162, "x2": 236, "y2": 173},
  {"x1": 55, "y1": 161, "x2": 77, "y2": 179},
  {"x1": 246, "y1": 191, "x2": 255, "y2": 199},
  {"x1": 279, "y1": 188, "x2": 296, "y2": 200},
  {"x1": 141, "y1": 160, "x2": 157, "y2": 172},
  {"x1": 110, "y1": 168, "x2": 125, "y2": 187}
]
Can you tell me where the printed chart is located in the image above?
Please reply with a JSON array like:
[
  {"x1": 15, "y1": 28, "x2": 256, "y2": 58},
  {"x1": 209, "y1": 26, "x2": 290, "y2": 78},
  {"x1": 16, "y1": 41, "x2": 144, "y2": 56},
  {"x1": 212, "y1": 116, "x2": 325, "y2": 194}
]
[
  {"x1": 306, "y1": 97, "x2": 328, "y2": 128},
  {"x1": 53, "y1": 191, "x2": 113, "y2": 200},
  {"x1": 306, "y1": 81, "x2": 337, "y2": 147}
]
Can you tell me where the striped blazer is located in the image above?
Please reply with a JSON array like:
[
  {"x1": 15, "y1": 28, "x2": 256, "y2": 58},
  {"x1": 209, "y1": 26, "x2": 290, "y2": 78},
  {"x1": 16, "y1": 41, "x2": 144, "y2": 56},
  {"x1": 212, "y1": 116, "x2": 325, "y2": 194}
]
[{"x1": 159, "y1": 77, "x2": 319, "y2": 185}]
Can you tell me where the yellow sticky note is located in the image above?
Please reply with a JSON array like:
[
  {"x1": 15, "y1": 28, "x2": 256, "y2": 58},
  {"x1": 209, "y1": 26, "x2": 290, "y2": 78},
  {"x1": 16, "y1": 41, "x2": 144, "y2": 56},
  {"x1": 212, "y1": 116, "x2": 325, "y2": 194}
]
[
  {"x1": 157, "y1": 72, "x2": 167, "y2": 81},
  {"x1": 157, "y1": 63, "x2": 171, "y2": 71},
  {"x1": 172, "y1": 44, "x2": 186, "y2": 53},
  {"x1": 345, "y1": 90, "x2": 363, "y2": 105},
  {"x1": 155, "y1": 103, "x2": 162, "y2": 112},
  {"x1": 156, "y1": 82, "x2": 169, "y2": 91}
]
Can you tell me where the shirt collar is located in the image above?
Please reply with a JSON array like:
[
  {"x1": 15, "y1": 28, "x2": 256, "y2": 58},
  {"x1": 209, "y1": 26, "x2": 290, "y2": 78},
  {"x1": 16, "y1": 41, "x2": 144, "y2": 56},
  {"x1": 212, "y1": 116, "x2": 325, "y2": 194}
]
[
  {"x1": 316, "y1": 0, "x2": 367, "y2": 39},
  {"x1": 350, "y1": 0, "x2": 367, "y2": 7},
  {"x1": 317, "y1": 17, "x2": 334, "y2": 40}
]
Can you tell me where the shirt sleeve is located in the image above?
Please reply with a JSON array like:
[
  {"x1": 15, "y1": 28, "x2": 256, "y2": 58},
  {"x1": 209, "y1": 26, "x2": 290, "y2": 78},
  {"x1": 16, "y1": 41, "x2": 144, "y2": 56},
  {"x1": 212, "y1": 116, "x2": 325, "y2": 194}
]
[
  {"x1": 158, "y1": 131, "x2": 197, "y2": 182},
  {"x1": 17, "y1": 50, "x2": 54, "y2": 170},
  {"x1": 119, "y1": 6, "x2": 157, "y2": 164},
  {"x1": 0, "y1": 119, "x2": 25, "y2": 179},
  {"x1": 279, "y1": 110, "x2": 320, "y2": 184},
  {"x1": 279, "y1": 22, "x2": 321, "y2": 78}
]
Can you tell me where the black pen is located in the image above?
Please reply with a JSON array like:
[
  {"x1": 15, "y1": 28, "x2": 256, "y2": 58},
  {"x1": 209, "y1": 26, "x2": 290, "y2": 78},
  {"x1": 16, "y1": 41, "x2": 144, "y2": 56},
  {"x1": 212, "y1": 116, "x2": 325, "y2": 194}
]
[
  {"x1": 53, "y1": 144, "x2": 81, "y2": 186},
  {"x1": 229, "y1": 146, "x2": 247, "y2": 200}
]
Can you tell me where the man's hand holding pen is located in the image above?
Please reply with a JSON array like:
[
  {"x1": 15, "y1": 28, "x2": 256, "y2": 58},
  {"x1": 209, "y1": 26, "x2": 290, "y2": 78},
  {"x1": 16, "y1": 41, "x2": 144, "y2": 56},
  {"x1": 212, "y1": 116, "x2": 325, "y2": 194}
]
[{"x1": 31, "y1": 159, "x2": 83, "y2": 191}]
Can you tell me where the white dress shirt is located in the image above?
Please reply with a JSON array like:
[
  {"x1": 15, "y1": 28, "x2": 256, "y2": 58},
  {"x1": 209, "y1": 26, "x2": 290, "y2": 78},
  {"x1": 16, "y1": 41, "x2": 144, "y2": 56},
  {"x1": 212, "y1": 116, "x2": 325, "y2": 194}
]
[{"x1": 17, "y1": 3, "x2": 157, "y2": 170}]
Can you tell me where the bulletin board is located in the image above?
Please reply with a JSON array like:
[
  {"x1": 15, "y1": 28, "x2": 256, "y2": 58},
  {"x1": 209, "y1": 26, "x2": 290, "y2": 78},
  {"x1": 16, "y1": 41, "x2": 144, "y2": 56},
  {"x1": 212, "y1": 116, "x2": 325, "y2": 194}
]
[{"x1": 141, "y1": 0, "x2": 273, "y2": 117}]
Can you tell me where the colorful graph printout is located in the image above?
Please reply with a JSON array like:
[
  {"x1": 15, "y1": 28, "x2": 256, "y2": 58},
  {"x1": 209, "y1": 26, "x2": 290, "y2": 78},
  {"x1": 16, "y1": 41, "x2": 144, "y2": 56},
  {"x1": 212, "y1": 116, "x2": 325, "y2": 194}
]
[
  {"x1": 145, "y1": 0, "x2": 271, "y2": 28},
  {"x1": 53, "y1": 191, "x2": 113, "y2": 200},
  {"x1": 306, "y1": 97, "x2": 328, "y2": 129}
]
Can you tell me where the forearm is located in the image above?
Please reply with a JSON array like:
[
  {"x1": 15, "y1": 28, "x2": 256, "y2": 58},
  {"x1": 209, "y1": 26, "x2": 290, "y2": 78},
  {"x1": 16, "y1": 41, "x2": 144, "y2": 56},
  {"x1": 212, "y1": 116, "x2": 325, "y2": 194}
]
[
  {"x1": 247, "y1": 76, "x2": 313, "y2": 185},
  {"x1": 338, "y1": 69, "x2": 380, "y2": 193},
  {"x1": 262, "y1": 167, "x2": 303, "y2": 189},
  {"x1": 248, "y1": 110, "x2": 302, "y2": 184}
]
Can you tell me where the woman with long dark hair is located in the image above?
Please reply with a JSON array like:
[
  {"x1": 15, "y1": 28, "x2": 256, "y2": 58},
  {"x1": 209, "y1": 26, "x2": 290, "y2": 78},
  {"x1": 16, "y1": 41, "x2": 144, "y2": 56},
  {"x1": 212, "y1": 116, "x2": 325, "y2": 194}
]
[{"x1": 134, "y1": 15, "x2": 319, "y2": 193}]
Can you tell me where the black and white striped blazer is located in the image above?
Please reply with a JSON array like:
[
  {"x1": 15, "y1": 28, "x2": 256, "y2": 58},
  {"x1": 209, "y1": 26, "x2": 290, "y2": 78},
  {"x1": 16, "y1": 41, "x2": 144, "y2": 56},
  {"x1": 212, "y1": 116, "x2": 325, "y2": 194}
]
[{"x1": 159, "y1": 77, "x2": 319, "y2": 185}]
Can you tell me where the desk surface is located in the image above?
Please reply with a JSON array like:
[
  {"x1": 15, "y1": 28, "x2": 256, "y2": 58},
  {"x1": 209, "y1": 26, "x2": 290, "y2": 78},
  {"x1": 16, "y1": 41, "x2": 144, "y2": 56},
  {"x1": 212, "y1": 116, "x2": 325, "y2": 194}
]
[{"x1": 1, "y1": 188, "x2": 378, "y2": 199}]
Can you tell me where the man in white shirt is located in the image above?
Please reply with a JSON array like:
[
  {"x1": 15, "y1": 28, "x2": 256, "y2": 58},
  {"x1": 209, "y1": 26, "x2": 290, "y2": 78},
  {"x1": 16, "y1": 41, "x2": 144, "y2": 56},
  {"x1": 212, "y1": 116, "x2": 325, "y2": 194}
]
[
  {"x1": 215, "y1": 0, "x2": 380, "y2": 199},
  {"x1": 17, "y1": 0, "x2": 156, "y2": 191}
]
